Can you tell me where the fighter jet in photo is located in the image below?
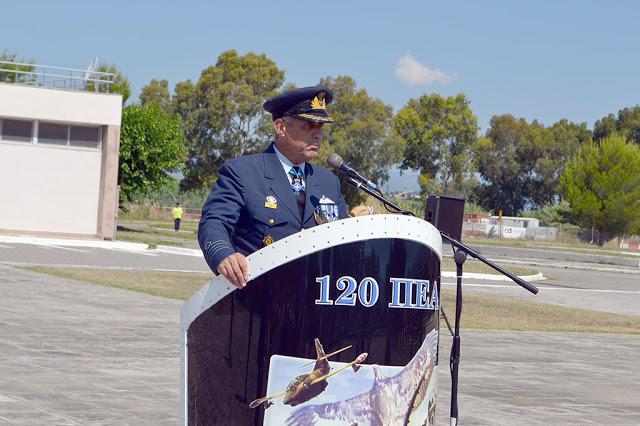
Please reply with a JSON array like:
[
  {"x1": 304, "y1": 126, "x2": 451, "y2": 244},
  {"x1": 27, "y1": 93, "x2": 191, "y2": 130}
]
[
  {"x1": 285, "y1": 329, "x2": 439, "y2": 425},
  {"x1": 249, "y1": 339, "x2": 367, "y2": 409}
]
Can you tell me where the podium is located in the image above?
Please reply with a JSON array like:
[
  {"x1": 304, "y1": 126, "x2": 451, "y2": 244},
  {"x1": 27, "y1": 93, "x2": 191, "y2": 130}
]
[{"x1": 180, "y1": 215, "x2": 442, "y2": 425}]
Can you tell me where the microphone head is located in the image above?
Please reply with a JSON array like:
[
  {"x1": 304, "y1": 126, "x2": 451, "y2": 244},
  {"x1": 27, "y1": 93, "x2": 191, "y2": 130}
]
[{"x1": 327, "y1": 153, "x2": 343, "y2": 169}]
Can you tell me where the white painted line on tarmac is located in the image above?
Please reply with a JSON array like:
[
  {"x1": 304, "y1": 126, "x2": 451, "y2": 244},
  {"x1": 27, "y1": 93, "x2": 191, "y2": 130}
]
[
  {"x1": 101, "y1": 247, "x2": 159, "y2": 256},
  {"x1": 154, "y1": 245, "x2": 202, "y2": 257},
  {"x1": 0, "y1": 244, "x2": 13, "y2": 249},
  {"x1": 441, "y1": 271, "x2": 545, "y2": 281},
  {"x1": 0, "y1": 235, "x2": 148, "y2": 251},
  {"x1": 441, "y1": 281, "x2": 640, "y2": 294},
  {"x1": 37, "y1": 245, "x2": 87, "y2": 252}
]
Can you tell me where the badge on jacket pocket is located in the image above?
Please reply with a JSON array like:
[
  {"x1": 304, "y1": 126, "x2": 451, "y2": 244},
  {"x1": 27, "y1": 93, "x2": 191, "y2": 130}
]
[{"x1": 265, "y1": 196, "x2": 277, "y2": 209}]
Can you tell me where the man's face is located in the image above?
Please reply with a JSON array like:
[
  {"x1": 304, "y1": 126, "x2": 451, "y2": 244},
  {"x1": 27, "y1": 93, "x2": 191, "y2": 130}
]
[{"x1": 275, "y1": 118, "x2": 325, "y2": 164}]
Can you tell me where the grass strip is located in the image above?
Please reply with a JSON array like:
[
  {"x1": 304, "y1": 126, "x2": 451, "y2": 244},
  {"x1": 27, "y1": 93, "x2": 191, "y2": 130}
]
[
  {"x1": 21, "y1": 267, "x2": 639, "y2": 334},
  {"x1": 116, "y1": 219, "x2": 199, "y2": 249},
  {"x1": 24, "y1": 267, "x2": 209, "y2": 301},
  {"x1": 440, "y1": 291, "x2": 639, "y2": 334}
]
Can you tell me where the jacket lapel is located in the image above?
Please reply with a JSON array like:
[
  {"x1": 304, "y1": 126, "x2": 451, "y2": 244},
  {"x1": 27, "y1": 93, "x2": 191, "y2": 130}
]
[{"x1": 263, "y1": 148, "x2": 301, "y2": 223}]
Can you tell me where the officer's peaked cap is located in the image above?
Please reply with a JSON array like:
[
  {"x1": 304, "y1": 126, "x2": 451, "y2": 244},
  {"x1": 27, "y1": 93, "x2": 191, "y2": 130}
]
[{"x1": 263, "y1": 86, "x2": 335, "y2": 123}]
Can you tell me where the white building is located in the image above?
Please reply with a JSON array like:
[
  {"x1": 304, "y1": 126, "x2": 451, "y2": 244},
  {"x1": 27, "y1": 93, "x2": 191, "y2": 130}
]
[
  {"x1": 0, "y1": 62, "x2": 122, "y2": 240},
  {"x1": 489, "y1": 216, "x2": 540, "y2": 228}
]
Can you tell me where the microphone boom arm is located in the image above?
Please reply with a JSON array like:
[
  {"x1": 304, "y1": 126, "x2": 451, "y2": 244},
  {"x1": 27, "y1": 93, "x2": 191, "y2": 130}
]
[{"x1": 345, "y1": 177, "x2": 538, "y2": 294}]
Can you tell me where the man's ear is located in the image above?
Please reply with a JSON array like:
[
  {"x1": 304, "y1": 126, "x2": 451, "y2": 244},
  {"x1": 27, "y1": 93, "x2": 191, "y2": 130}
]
[{"x1": 274, "y1": 118, "x2": 286, "y2": 137}]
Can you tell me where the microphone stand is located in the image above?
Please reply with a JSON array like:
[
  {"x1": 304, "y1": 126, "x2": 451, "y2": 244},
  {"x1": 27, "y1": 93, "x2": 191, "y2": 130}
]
[{"x1": 345, "y1": 177, "x2": 538, "y2": 426}]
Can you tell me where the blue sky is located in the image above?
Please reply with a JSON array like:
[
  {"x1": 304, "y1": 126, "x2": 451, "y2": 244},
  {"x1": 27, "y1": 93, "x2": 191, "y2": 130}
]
[{"x1": 4, "y1": 1, "x2": 639, "y2": 190}]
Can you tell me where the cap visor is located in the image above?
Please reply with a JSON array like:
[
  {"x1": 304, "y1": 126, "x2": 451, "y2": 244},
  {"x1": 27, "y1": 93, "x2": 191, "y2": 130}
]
[{"x1": 293, "y1": 113, "x2": 335, "y2": 123}]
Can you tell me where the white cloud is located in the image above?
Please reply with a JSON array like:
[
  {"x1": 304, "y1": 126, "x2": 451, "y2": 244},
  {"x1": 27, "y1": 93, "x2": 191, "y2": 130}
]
[{"x1": 394, "y1": 53, "x2": 457, "y2": 86}]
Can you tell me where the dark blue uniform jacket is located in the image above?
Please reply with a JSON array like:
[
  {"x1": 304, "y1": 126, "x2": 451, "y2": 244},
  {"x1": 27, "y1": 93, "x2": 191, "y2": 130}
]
[{"x1": 198, "y1": 143, "x2": 348, "y2": 274}]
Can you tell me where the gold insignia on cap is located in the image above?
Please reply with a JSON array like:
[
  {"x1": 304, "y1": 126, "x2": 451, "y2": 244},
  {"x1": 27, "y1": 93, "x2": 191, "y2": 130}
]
[
  {"x1": 263, "y1": 235, "x2": 274, "y2": 246},
  {"x1": 310, "y1": 92, "x2": 327, "y2": 110}
]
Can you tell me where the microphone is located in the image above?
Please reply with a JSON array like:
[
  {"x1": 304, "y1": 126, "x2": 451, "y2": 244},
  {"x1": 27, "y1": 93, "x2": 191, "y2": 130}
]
[{"x1": 327, "y1": 154, "x2": 378, "y2": 190}]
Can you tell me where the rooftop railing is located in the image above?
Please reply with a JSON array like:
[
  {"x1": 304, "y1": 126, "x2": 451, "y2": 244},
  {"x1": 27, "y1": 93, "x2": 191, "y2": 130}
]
[{"x1": 0, "y1": 59, "x2": 114, "y2": 92}]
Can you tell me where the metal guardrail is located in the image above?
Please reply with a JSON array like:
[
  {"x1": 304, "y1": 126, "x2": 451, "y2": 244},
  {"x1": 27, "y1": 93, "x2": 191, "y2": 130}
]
[{"x1": 0, "y1": 59, "x2": 114, "y2": 92}]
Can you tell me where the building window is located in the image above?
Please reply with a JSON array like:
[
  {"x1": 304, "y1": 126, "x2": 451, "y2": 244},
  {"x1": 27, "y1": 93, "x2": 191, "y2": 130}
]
[
  {"x1": 1, "y1": 119, "x2": 33, "y2": 143},
  {"x1": 1, "y1": 118, "x2": 102, "y2": 150},
  {"x1": 70, "y1": 125, "x2": 101, "y2": 149},
  {"x1": 39, "y1": 122, "x2": 69, "y2": 146}
]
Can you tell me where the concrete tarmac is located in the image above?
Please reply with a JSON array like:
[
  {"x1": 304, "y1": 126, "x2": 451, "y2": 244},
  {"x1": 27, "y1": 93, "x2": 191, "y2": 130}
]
[
  {"x1": 0, "y1": 264, "x2": 181, "y2": 425},
  {"x1": 1, "y1": 263, "x2": 639, "y2": 424}
]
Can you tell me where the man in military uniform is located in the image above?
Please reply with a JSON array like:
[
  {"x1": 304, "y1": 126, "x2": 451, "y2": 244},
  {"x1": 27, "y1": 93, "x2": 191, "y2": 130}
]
[{"x1": 198, "y1": 86, "x2": 348, "y2": 288}]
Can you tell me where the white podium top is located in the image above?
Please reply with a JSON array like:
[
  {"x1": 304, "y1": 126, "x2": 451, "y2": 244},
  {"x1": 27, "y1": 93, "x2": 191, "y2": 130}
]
[{"x1": 181, "y1": 214, "x2": 441, "y2": 331}]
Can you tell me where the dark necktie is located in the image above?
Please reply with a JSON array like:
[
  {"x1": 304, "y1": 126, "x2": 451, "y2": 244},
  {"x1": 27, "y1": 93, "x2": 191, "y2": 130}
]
[{"x1": 289, "y1": 166, "x2": 305, "y2": 219}]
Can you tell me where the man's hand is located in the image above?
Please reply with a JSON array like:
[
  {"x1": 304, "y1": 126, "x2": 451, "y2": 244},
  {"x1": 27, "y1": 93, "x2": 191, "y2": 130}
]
[{"x1": 217, "y1": 252, "x2": 249, "y2": 289}]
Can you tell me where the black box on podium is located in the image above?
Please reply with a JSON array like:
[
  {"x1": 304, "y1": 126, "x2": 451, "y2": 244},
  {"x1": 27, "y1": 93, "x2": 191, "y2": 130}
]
[{"x1": 424, "y1": 195, "x2": 465, "y2": 241}]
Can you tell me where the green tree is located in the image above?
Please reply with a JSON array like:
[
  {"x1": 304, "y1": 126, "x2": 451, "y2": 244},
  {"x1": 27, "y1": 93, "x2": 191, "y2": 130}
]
[
  {"x1": 172, "y1": 80, "x2": 197, "y2": 118},
  {"x1": 316, "y1": 75, "x2": 403, "y2": 207},
  {"x1": 394, "y1": 93, "x2": 478, "y2": 196},
  {"x1": 127, "y1": 177, "x2": 211, "y2": 209},
  {"x1": 0, "y1": 49, "x2": 36, "y2": 83},
  {"x1": 525, "y1": 200, "x2": 573, "y2": 226},
  {"x1": 119, "y1": 103, "x2": 187, "y2": 204},
  {"x1": 616, "y1": 106, "x2": 640, "y2": 144},
  {"x1": 532, "y1": 119, "x2": 591, "y2": 205},
  {"x1": 560, "y1": 134, "x2": 640, "y2": 246},
  {"x1": 593, "y1": 113, "x2": 617, "y2": 142},
  {"x1": 594, "y1": 105, "x2": 640, "y2": 144},
  {"x1": 473, "y1": 114, "x2": 538, "y2": 216},
  {"x1": 475, "y1": 116, "x2": 590, "y2": 214},
  {"x1": 85, "y1": 61, "x2": 131, "y2": 104},
  {"x1": 140, "y1": 78, "x2": 171, "y2": 111},
  {"x1": 176, "y1": 50, "x2": 285, "y2": 191}
]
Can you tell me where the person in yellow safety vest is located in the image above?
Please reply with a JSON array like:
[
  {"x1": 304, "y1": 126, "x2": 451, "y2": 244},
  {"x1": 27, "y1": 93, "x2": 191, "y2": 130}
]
[{"x1": 173, "y1": 202, "x2": 183, "y2": 232}]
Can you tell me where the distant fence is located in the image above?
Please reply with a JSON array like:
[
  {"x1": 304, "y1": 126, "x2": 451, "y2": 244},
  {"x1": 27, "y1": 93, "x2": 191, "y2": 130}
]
[
  {"x1": 150, "y1": 207, "x2": 202, "y2": 221},
  {"x1": 122, "y1": 203, "x2": 202, "y2": 221},
  {"x1": 463, "y1": 222, "x2": 558, "y2": 241}
]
